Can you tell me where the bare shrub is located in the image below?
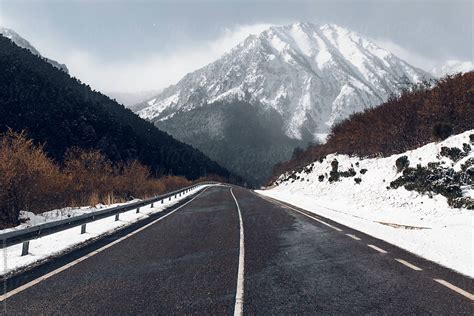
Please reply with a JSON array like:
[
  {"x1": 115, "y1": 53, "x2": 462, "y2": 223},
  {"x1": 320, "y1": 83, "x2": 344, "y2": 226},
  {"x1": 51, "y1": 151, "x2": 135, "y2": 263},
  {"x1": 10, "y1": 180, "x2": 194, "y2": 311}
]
[
  {"x1": 0, "y1": 131, "x2": 222, "y2": 226},
  {"x1": 0, "y1": 130, "x2": 67, "y2": 224},
  {"x1": 64, "y1": 148, "x2": 115, "y2": 206}
]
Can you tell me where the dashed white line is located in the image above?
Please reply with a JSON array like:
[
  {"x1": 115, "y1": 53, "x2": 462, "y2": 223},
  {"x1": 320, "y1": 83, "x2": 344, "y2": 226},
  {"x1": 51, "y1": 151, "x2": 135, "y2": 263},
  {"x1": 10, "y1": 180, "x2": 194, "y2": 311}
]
[
  {"x1": 395, "y1": 258, "x2": 422, "y2": 271},
  {"x1": 346, "y1": 234, "x2": 361, "y2": 241},
  {"x1": 256, "y1": 192, "x2": 474, "y2": 303},
  {"x1": 367, "y1": 244, "x2": 388, "y2": 254},
  {"x1": 259, "y1": 195, "x2": 342, "y2": 232},
  {"x1": 433, "y1": 279, "x2": 474, "y2": 301},
  {"x1": 0, "y1": 186, "x2": 211, "y2": 302},
  {"x1": 230, "y1": 188, "x2": 245, "y2": 316}
]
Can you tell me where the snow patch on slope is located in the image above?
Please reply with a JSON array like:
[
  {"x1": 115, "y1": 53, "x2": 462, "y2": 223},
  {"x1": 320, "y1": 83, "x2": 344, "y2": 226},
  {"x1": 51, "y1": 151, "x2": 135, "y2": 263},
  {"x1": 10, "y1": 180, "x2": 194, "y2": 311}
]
[{"x1": 259, "y1": 131, "x2": 474, "y2": 277}]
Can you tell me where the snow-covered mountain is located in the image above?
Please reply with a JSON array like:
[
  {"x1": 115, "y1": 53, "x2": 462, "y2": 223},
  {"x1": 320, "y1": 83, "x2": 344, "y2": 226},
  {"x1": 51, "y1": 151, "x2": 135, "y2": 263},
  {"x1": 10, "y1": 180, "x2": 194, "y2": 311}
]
[
  {"x1": 431, "y1": 60, "x2": 473, "y2": 78},
  {"x1": 136, "y1": 22, "x2": 432, "y2": 185},
  {"x1": 138, "y1": 22, "x2": 430, "y2": 140},
  {"x1": 0, "y1": 27, "x2": 68, "y2": 73}
]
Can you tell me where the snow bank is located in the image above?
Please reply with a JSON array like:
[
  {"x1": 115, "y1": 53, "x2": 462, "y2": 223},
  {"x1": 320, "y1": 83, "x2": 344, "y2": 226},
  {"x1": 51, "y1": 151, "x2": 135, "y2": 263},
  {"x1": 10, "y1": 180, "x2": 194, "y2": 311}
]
[
  {"x1": 0, "y1": 185, "x2": 208, "y2": 276},
  {"x1": 258, "y1": 131, "x2": 473, "y2": 277}
]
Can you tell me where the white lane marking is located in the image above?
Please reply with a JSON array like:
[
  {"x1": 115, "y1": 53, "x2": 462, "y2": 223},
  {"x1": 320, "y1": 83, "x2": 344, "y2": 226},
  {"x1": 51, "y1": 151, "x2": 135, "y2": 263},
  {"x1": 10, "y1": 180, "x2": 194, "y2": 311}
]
[
  {"x1": 367, "y1": 244, "x2": 388, "y2": 254},
  {"x1": 346, "y1": 234, "x2": 361, "y2": 241},
  {"x1": 259, "y1": 195, "x2": 342, "y2": 232},
  {"x1": 0, "y1": 186, "x2": 212, "y2": 302},
  {"x1": 395, "y1": 258, "x2": 422, "y2": 271},
  {"x1": 230, "y1": 188, "x2": 245, "y2": 316},
  {"x1": 433, "y1": 279, "x2": 474, "y2": 301}
]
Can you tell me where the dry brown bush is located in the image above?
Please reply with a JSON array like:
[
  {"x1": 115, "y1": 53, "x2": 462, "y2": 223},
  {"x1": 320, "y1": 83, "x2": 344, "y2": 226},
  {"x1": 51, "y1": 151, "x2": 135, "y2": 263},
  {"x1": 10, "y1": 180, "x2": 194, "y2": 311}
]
[
  {"x1": 0, "y1": 130, "x2": 68, "y2": 225},
  {"x1": 63, "y1": 148, "x2": 115, "y2": 206},
  {"x1": 114, "y1": 160, "x2": 164, "y2": 199},
  {"x1": 0, "y1": 131, "x2": 219, "y2": 226}
]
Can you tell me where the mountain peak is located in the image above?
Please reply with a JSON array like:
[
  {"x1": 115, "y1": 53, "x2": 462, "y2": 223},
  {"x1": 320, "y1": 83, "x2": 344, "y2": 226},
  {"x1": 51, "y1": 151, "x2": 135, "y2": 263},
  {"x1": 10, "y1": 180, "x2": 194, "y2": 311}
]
[
  {"x1": 138, "y1": 22, "x2": 431, "y2": 140},
  {"x1": 0, "y1": 26, "x2": 68, "y2": 73}
]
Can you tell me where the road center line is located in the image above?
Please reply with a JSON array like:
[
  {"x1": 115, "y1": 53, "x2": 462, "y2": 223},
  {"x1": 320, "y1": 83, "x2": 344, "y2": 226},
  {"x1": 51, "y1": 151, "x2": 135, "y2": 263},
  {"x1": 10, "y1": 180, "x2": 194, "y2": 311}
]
[
  {"x1": 346, "y1": 234, "x2": 361, "y2": 241},
  {"x1": 367, "y1": 244, "x2": 388, "y2": 254},
  {"x1": 0, "y1": 186, "x2": 211, "y2": 303},
  {"x1": 395, "y1": 258, "x2": 422, "y2": 271},
  {"x1": 259, "y1": 194, "x2": 343, "y2": 232},
  {"x1": 230, "y1": 188, "x2": 245, "y2": 316},
  {"x1": 433, "y1": 279, "x2": 474, "y2": 301}
]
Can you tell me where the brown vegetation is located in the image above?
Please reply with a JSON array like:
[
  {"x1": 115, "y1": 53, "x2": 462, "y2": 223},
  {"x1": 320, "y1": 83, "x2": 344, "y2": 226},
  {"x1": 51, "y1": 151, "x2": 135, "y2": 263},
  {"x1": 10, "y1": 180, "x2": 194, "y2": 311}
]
[
  {"x1": 271, "y1": 72, "x2": 474, "y2": 182},
  {"x1": 0, "y1": 130, "x2": 223, "y2": 227}
]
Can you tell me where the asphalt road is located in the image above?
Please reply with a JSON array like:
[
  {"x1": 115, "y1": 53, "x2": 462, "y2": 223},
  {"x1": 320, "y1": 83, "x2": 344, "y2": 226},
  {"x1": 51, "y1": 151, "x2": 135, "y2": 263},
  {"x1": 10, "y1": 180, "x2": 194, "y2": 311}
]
[{"x1": 1, "y1": 185, "x2": 473, "y2": 314}]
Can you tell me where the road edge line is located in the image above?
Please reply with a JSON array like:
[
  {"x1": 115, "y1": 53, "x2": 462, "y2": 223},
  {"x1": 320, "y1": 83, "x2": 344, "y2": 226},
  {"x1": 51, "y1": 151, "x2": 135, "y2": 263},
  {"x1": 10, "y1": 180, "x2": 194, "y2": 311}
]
[
  {"x1": 258, "y1": 194, "x2": 343, "y2": 232},
  {"x1": 0, "y1": 186, "x2": 212, "y2": 303}
]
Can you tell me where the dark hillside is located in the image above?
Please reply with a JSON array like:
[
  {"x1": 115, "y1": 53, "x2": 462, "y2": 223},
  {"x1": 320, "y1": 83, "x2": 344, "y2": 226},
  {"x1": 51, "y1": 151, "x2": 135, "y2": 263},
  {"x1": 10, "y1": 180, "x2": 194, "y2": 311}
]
[
  {"x1": 0, "y1": 35, "x2": 233, "y2": 181},
  {"x1": 157, "y1": 100, "x2": 304, "y2": 187}
]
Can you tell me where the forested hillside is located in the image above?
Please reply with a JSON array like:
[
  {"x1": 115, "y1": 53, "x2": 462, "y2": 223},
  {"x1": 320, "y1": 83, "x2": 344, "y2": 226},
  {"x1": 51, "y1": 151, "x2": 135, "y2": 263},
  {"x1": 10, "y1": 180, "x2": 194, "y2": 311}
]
[
  {"x1": 0, "y1": 35, "x2": 232, "y2": 181},
  {"x1": 158, "y1": 100, "x2": 304, "y2": 186},
  {"x1": 272, "y1": 72, "x2": 474, "y2": 181}
]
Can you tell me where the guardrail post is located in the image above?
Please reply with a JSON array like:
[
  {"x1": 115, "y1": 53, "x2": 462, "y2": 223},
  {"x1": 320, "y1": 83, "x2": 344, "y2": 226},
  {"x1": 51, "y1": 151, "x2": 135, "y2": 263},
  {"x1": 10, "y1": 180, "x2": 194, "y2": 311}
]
[
  {"x1": 136, "y1": 207, "x2": 140, "y2": 214},
  {"x1": 81, "y1": 224, "x2": 86, "y2": 234},
  {"x1": 21, "y1": 241, "x2": 29, "y2": 256},
  {"x1": 115, "y1": 213, "x2": 120, "y2": 221}
]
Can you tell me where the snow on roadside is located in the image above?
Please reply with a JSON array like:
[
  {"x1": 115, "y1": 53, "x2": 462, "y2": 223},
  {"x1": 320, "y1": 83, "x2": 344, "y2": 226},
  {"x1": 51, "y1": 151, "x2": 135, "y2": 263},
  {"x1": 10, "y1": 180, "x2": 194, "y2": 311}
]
[
  {"x1": 258, "y1": 131, "x2": 473, "y2": 277},
  {"x1": 0, "y1": 185, "x2": 209, "y2": 276},
  {"x1": 1, "y1": 200, "x2": 141, "y2": 234}
]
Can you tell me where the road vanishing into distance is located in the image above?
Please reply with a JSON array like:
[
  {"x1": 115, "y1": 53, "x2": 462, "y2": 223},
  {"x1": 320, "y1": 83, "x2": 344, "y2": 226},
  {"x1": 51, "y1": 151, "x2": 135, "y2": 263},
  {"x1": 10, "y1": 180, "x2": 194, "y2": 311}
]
[{"x1": 1, "y1": 185, "x2": 473, "y2": 314}]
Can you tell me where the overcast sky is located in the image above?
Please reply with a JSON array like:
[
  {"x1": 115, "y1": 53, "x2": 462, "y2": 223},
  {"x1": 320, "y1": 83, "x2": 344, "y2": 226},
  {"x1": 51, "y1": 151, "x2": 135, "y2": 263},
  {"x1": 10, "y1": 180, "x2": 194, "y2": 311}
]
[{"x1": 0, "y1": 0, "x2": 472, "y2": 93}]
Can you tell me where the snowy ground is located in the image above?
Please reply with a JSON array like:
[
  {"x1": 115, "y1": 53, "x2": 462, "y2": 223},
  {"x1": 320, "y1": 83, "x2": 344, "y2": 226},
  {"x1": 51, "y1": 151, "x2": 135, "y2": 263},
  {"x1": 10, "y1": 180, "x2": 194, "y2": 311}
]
[
  {"x1": 258, "y1": 131, "x2": 473, "y2": 277},
  {"x1": 0, "y1": 185, "x2": 209, "y2": 276}
]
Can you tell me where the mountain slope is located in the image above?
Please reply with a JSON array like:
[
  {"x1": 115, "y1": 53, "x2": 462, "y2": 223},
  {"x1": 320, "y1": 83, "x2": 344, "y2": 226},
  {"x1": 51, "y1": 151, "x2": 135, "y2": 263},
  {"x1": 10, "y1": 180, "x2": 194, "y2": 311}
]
[
  {"x1": 0, "y1": 34, "x2": 232, "y2": 181},
  {"x1": 0, "y1": 27, "x2": 68, "y2": 73},
  {"x1": 431, "y1": 60, "x2": 473, "y2": 78},
  {"x1": 138, "y1": 22, "x2": 431, "y2": 139},
  {"x1": 158, "y1": 99, "x2": 302, "y2": 185},
  {"x1": 135, "y1": 23, "x2": 431, "y2": 185},
  {"x1": 271, "y1": 72, "x2": 474, "y2": 182}
]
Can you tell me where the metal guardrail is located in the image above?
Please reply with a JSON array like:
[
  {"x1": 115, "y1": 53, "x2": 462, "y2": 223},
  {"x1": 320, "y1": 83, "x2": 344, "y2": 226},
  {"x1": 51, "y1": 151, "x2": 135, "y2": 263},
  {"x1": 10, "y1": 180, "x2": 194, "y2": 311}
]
[{"x1": 0, "y1": 182, "x2": 218, "y2": 256}]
